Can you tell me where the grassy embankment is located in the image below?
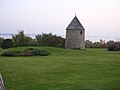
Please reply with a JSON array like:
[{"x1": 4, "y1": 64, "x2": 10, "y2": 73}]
[{"x1": 0, "y1": 46, "x2": 120, "y2": 90}]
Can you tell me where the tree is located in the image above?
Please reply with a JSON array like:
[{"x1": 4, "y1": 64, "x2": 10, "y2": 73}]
[
  {"x1": 12, "y1": 30, "x2": 34, "y2": 46},
  {"x1": 35, "y1": 33, "x2": 65, "y2": 47},
  {"x1": 85, "y1": 40, "x2": 92, "y2": 48},
  {"x1": 35, "y1": 34, "x2": 42, "y2": 46}
]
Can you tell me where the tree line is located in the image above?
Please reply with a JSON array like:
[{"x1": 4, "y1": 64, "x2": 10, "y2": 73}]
[
  {"x1": 85, "y1": 39, "x2": 120, "y2": 51},
  {"x1": 0, "y1": 30, "x2": 120, "y2": 51},
  {"x1": 0, "y1": 30, "x2": 65, "y2": 48}
]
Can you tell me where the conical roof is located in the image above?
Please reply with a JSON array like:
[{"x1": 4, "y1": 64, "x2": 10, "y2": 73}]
[{"x1": 66, "y1": 16, "x2": 85, "y2": 30}]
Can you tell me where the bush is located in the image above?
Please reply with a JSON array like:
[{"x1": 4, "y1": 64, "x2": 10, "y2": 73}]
[
  {"x1": 2, "y1": 39, "x2": 13, "y2": 49},
  {"x1": 37, "y1": 50, "x2": 51, "y2": 56},
  {"x1": 23, "y1": 48, "x2": 51, "y2": 56},
  {"x1": 36, "y1": 33, "x2": 65, "y2": 47},
  {"x1": 107, "y1": 43, "x2": 120, "y2": 51},
  {"x1": 1, "y1": 51, "x2": 21, "y2": 56},
  {"x1": 1, "y1": 48, "x2": 51, "y2": 56}
]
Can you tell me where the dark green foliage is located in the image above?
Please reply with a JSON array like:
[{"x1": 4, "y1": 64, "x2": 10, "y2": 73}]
[
  {"x1": 1, "y1": 51, "x2": 21, "y2": 56},
  {"x1": 85, "y1": 40, "x2": 102, "y2": 48},
  {"x1": 2, "y1": 39, "x2": 13, "y2": 49},
  {"x1": 12, "y1": 30, "x2": 38, "y2": 47},
  {"x1": 23, "y1": 48, "x2": 51, "y2": 56},
  {"x1": 11, "y1": 30, "x2": 64, "y2": 47},
  {"x1": 85, "y1": 40, "x2": 92, "y2": 48},
  {"x1": 85, "y1": 39, "x2": 108, "y2": 48},
  {"x1": 0, "y1": 37, "x2": 4, "y2": 47},
  {"x1": 1, "y1": 48, "x2": 51, "y2": 56},
  {"x1": 107, "y1": 43, "x2": 120, "y2": 51},
  {"x1": 36, "y1": 33, "x2": 65, "y2": 47},
  {"x1": 107, "y1": 41, "x2": 120, "y2": 51}
]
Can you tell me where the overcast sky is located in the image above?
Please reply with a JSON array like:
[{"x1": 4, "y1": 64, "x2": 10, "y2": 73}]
[{"x1": 0, "y1": 0, "x2": 120, "y2": 41}]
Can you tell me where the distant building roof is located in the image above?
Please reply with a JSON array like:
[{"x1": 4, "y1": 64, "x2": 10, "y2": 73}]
[{"x1": 66, "y1": 16, "x2": 85, "y2": 30}]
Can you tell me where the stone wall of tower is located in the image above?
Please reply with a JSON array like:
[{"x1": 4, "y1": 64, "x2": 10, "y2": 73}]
[{"x1": 65, "y1": 29, "x2": 85, "y2": 49}]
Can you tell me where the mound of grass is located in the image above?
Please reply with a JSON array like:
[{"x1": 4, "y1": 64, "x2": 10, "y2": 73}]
[{"x1": 1, "y1": 48, "x2": 51, "y2": 56}]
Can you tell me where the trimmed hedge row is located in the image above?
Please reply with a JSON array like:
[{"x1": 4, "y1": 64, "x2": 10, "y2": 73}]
[{"x1": 1, "y1": 48, "x2": 51, "y2": 56}]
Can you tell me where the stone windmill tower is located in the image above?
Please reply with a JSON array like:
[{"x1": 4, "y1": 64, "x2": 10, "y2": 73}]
[{"x1": 65, "y1": 15, "x2": 85, "y2": 49}]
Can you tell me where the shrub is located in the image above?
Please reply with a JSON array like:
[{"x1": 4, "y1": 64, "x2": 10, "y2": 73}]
[
  {"x1": 37, "y1": 50, "x2": 51, "y2": 56},
  {"x1": 23, "y1": 48, "x2": 51, "y2": 56},
  {"x1": 36, "y1": 33, "x2": 65, "y2": 47},
  {"x1": 1, "y1": 48, "x2": 51, "y2": 56},
  {"x1": 2, "y1": 39, "x2": 13, "y2": 49},
  {"x1": 107, "y1": 43, "x2": 120, "y2": 51},
  {"x1": 1, "y1": 51, "x2": 21, "y2": 56}
]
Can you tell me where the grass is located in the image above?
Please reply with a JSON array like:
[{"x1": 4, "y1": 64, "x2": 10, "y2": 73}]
[{"x1": 0, "y1": 46, "x2": 120, "y2": 90}]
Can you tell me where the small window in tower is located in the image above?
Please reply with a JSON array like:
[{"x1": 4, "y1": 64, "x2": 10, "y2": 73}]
[
  {"x1": 76, "y1": 24, "x2": 78, "y2": 27},
  {"x1": 80, "y1": 31, "x2": 82, "y2": 35}
]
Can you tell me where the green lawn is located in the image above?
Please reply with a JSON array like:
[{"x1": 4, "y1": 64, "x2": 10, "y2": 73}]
[{"x1": 0, "y1": 47, "x2": 120, "y2": 90}]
